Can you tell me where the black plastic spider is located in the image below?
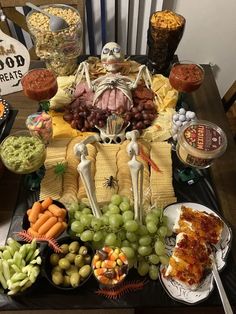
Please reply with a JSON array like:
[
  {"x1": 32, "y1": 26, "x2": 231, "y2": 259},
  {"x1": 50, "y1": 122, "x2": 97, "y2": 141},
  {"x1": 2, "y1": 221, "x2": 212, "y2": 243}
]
[{"x1": 103, "y1": 176, "x2": 118, "y2": 189}]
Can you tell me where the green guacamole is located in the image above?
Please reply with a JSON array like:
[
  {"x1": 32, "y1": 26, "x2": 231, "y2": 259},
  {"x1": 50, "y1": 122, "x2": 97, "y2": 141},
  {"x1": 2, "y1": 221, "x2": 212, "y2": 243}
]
[{"x1": 0, "y1": 135, "x2": 45, "y2": 174}]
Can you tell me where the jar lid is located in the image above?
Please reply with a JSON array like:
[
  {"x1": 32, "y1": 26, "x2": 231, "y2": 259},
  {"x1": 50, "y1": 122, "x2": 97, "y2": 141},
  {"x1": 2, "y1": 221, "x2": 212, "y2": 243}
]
[{"x1": 177, "y1": 120, "x2": 227, "y2": 158}]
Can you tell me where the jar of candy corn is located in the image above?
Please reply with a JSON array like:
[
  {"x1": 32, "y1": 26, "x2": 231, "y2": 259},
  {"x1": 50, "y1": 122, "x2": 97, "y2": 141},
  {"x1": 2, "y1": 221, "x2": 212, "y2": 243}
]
[{"x1": 92, "y1": 246, "x2": 129, "y2": 287}]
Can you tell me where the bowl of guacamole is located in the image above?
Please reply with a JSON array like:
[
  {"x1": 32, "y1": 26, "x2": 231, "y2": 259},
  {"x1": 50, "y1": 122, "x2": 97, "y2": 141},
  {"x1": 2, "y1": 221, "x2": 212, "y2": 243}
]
[{"x1": 0, "y1": 131, "x2": 46, "y2": 174}]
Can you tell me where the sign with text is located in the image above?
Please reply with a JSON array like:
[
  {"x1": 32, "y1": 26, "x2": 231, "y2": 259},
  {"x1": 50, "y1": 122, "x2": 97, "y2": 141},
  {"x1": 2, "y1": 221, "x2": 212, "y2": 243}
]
[{"x1": 0, "y1": 29, "x2": 30, "y2": 95}]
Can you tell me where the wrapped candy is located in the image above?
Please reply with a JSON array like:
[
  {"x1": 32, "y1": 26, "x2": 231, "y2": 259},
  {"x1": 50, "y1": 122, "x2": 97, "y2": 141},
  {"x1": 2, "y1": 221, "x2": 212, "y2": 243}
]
[{"x1": 26, "y1": 112, "x2": 53, "y2": 145}]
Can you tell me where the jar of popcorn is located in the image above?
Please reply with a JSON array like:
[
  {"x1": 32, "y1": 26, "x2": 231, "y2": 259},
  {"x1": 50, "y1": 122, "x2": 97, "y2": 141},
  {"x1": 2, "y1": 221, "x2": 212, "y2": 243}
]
[{"x1": 26, "y1": 4, "x2": 83, "y2": 76}]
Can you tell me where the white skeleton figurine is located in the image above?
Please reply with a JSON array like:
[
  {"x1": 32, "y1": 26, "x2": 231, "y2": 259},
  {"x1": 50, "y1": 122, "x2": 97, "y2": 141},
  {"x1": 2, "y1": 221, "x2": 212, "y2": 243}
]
[
  {"x1": 74, "y1": 42, "x2": 152, "y2": 112},
  {"x1": 126, "y1": 130, "x2": 144, "y2": 224},
  {"x1": 74, "y1": 134, "x2": 102, "y2": 218}
]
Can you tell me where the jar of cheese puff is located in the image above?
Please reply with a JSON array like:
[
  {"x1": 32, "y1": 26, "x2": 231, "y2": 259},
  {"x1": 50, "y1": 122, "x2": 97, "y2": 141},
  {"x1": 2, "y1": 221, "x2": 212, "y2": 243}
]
[{"x1": 147, "y1": 10, "x2": 185, "y2": 74}]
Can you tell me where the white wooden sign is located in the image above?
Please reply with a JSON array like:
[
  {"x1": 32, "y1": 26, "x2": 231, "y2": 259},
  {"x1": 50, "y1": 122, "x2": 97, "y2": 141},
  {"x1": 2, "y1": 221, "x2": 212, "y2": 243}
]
[{"x1": 0, "y1": 29, "x2": 30, "y2": 95}]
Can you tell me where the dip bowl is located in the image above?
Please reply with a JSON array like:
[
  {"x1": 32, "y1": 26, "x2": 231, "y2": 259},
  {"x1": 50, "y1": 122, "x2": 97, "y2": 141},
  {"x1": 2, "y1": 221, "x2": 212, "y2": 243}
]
[
  {"x1": 0, "y1": 130, "x2": 46, "y2": 174},
  {"x1": 169, "y1": 61, "x2": 205, "y2": 93}
]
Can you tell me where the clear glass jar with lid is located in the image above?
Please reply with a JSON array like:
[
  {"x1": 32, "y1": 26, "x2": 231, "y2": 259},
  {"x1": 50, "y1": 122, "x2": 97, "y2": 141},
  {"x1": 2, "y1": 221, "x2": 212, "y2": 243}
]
[{"x1": 26, "y1": 4, "x2": 83, "y2": 76}]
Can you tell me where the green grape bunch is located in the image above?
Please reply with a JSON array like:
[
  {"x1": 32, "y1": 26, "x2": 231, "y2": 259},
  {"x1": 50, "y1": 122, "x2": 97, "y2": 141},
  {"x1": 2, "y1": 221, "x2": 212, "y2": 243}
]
[{"x1": 67, "y1": 194, "x2": 172, "y2": 281}]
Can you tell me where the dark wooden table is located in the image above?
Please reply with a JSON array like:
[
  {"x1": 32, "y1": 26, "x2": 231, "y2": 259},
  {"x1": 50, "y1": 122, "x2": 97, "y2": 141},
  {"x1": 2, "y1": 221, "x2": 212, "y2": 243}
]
[{"x1": 0, "y1": 61, "x2": 236, "y2": 313}]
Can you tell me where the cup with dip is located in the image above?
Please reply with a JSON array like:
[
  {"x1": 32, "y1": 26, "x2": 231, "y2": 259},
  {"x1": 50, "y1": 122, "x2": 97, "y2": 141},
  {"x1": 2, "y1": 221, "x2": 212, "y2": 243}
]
[
  {"x1": 21, "y1": 68, "x2": 58, "y2": 102},
  {"x1": 169, "y1": 61, "x2": 205, "y2": 93},
  {"x1": 176, "y1": 120, "x2": 227, "y2": 169}
]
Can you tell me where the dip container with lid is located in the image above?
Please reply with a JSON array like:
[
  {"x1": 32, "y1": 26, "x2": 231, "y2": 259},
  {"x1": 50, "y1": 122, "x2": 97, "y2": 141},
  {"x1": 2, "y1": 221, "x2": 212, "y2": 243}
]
[{"x1": 176, "y1": 120, "x2": 227, "y2": 168}]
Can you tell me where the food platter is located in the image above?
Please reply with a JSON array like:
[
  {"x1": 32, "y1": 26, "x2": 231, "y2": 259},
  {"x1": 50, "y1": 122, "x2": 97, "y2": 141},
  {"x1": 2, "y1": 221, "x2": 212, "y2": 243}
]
[{"x1": 159, "y1": 202, "x2": 232, "y2": 305}]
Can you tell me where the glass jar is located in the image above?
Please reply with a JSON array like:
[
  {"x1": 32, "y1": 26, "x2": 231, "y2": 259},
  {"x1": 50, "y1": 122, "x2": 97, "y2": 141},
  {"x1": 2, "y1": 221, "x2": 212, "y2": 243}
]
[
  {"x1": 92, "y1": 246, "x2": 129, "y2": 288},
  {"x1": 26, "y1": 4, "x2": 83, "y2": 76},
  {"x1": 169, "y1": 61, "x2": 205, "y2": 93},
  {"x1": 21, "y1": 68, "x2": 58, "y2": 101},
  {"x1": 176, "y1": 120, "x2": 227, "y2": 169},
  {"x1": 147, "y1": 10, "x2": 185, "y2": 74}
]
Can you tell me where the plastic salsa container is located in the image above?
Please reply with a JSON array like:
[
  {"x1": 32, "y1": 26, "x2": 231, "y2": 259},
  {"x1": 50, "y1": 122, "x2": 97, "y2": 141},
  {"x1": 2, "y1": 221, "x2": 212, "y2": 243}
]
[
  {"x1": 176, "y1": 120, "x2": 227, "y2": 168},
  {"x1": 21, "y1": 68, "x2": 58, "y2": 101},
  {"x1": 169, "y1": 61, "x2": 204, "y2": 93}
]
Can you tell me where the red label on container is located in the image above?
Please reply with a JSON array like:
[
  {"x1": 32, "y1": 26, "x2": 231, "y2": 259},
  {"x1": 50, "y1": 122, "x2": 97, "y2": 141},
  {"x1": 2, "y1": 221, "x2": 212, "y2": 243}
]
[{"x1": 184, "y1": 124, "x2": 222, "y2": 151}]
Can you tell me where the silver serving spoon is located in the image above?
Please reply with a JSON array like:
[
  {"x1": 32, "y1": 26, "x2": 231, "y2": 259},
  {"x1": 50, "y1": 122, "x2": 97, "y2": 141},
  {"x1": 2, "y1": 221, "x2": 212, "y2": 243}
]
[
  {"x1": 211, "y1": 254, "x2": 233, "y2": 314},
  {"x1": 26, "y1": 2, "x2": 69, "y2": 32}
]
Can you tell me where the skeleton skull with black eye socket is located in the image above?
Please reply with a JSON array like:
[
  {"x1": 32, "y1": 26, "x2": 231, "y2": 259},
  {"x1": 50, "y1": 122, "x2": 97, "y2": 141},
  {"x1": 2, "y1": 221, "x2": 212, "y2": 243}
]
[{"x1": 101, "y1": 42, "x2": 124, "y2": 73}]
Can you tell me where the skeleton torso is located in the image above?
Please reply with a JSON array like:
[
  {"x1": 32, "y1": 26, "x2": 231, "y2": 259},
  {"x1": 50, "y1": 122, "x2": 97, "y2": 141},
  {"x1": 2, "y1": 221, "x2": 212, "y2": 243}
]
[{"x1": 92, "y1": 74, "x2": 133, "y2": 112}]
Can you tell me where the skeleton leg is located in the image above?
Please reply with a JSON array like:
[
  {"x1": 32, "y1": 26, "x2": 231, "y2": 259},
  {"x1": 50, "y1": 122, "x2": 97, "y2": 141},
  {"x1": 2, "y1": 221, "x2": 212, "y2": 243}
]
[
  {"x1": 77, "y1": 156, "x2": 102, "y2": 218},
  {"x1": 75, "y1": 142, "x2": 101, "y2": 218},
  {"x1": 128, "y1": 156, "x2": 144, "y2": 223}
]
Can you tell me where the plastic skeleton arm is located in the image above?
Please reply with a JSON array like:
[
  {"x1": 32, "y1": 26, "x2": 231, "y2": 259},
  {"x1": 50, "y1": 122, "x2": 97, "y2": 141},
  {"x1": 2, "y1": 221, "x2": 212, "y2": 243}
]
[
  {"x1": 126, "y1": 130, "x2": 143, "y2": 223},
  {"x1": 131, "y1": 65, "x2": 153, "y2": 90},
  {"x1": 74, "y1": 61, "x2": 92, "y2": 89},
  {"x1": 74, "y1": 135, "x2": 102, "y2": 218}
]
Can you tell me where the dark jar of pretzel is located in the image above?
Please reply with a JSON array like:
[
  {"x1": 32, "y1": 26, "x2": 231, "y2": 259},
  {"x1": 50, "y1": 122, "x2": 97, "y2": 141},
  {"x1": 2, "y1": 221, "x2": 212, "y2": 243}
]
[{"x1": 147, "y1": 10, "x2": 186, "y2": 75}]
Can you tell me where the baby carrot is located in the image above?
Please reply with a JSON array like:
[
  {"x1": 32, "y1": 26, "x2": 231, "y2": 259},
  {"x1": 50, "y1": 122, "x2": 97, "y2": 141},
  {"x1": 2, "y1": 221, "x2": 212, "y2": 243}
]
[
  {"x1": 45, "y1": 221, "x2": 64, "y2": 238},
  {"x1": 59, "y1": 208, "x2": 67, "y2": 219},
  {"x1": 54, "y1": 221, "x2": 67, "y2": 238},
  {"x1": 32, "y1": 211, "x2": 53, "y2": 232},
  {"x1": 28, "y1": 202, "x2": 42, "y2": 223},
  {"x1": 38, "y1": 216, "x2": 57, "y2": 235},
  {"x1": 41, "y1": 197, "x2": 53, "y2": 210},
  {"x1": 43, "y1": 210, "x2": 53, "y2": 217},
  {"x1": 27, "y1": 209, "x2": 31, "y2": 216},
  {"x1": 27, "y1": 227, "x2": 39, "y2": 237},
  {"x1": 48, "y1": 204, "x2": 64, "y2": 217}
]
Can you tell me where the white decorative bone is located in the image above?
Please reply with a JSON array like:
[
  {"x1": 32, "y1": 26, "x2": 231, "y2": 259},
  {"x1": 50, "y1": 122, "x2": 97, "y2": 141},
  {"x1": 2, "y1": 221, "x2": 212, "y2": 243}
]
[
  {"x1": 74, "y1": 61, "x2": 92, "y2": 89},
  {"x1": 126, "y1": 130, "x2": 143, "y2": 223},
  {"x1": 74, "y1": 137, "x2": 102, "y2": 218},
  {"x1": 131, "y1": 65, "x2": 153, "y2": 90},
  {"x1": 101, "y1": 42, "x2": 124, "y2": 73},
  {"x1": 74, "y1": 134, "x2": 100, "y2": 157}
]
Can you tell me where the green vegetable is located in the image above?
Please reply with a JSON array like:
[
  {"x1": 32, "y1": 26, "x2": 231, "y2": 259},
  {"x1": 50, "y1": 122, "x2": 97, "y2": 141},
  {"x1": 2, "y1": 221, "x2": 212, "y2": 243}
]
[
  {"x1": 0, "y1": 238, "x2": 42, "y2": 295},
  {"x1": 2, "y1": 260, "x2": 10, "y2": 281}
]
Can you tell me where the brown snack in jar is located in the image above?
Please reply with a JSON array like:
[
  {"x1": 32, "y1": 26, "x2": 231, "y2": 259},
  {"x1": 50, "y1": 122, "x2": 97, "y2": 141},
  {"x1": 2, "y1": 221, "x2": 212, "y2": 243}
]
[{"x1": 147, "y1": 10, "x2": 185, "y2": 73}]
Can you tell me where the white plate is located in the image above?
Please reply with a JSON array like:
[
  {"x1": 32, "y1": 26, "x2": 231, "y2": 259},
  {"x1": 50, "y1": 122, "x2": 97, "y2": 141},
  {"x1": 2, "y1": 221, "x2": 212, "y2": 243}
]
[{"x1": 159, "y1": 202, "x2": 232, "y2": 305}]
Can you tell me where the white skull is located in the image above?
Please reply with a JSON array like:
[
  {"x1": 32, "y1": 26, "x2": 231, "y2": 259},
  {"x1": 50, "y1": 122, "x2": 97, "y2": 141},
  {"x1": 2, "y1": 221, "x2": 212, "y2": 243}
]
[{"x1": 101, "y1": 42, "x2": 124, "y2": 73}]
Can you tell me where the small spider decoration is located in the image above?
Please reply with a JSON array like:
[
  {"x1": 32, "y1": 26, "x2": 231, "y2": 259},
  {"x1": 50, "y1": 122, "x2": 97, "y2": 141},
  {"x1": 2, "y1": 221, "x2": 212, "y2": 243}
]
[{"x1": 103, "y1": 176, "x2": 118, "y2": 189}]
